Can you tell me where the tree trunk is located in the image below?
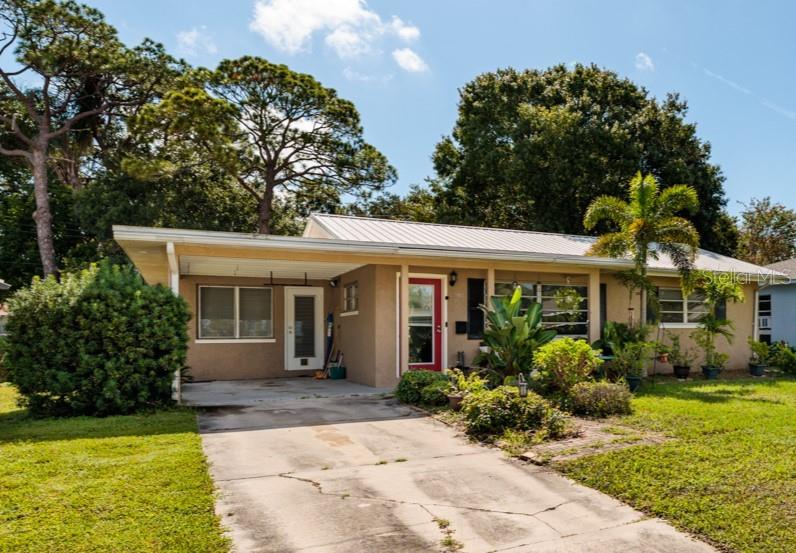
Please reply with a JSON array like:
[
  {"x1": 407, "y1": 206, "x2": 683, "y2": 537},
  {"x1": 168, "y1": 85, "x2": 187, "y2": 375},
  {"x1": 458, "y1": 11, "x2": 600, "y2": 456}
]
[
  {"x1": 31, "y1": 146, "x2": 58, "y2": 277},
  {"x1": 257, "y1": 186, "x2": 274, "y2": 234}
]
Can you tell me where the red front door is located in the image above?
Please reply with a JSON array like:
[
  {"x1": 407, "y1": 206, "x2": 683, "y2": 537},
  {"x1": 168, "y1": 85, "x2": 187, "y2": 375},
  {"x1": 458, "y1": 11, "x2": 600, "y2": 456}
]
[{"x1": 408, "y1": 278, "x2": 443, "y2": 371}]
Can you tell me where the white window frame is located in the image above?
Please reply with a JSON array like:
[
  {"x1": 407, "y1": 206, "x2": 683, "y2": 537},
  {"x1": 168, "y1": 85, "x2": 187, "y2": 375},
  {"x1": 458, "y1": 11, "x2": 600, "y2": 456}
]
[
  {"x1": 341, "y1": 281, "x2": 359, "y2": 317},
  {"x1": 494, "y1": 281, "x2": 589, "y2": 338},
  {"x1": 657, "y1": 287, "x2": 708, "y2": 329},
  {"x1": 197, "y1": 285, "x2": 275, "y2": 343}
]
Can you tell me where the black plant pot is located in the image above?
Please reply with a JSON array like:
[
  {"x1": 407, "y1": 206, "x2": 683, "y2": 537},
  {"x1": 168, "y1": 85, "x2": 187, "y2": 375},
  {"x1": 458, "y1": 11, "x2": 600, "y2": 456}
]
[
  {"x1": 626, "y1": 375, "x2": 642, "y2": 392},
  {"x1": 702, "y1": 365, "x2": 721, "y2": 380},
  {"x1": 673, "y1": 365, "x2": 691, "y2": 380},
  {"x1": 748, "y1": 363, "x2": 767, "y2": 377}
]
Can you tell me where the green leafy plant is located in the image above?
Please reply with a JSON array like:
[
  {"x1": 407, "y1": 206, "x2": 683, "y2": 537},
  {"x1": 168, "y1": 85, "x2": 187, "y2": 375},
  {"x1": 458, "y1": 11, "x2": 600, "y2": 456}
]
[
  {"x1": 474, "y1": 286, "x2": 556, "y2": 376},
  {"x1": 691, "y1": 315, "x2": 733, "y2": 369},
  {"x1": 611, "y1": 341, "x2": 654, "y2": 378},
  {"x1": 420, "y1": 380, "x2": 450, "y2": 406},
  {"x1": 395, "y1": 370, "x2": 448, "y2": 404},
  {"x1": 533, "y1": 337, "x2": 603, "y2": 393},
  {"x1": 666, "y1": 332, "x2": 696, "y2": 367},
  {"x1": 4, "y1": 262, "x2": 190, "y2": 417},
  {"x1": 444, "y1": 368, "x2": 488, "y2": 397},
  {"x1": 568, "y1": 381, "x2": 633, "y2": 417},
  {"x1": 769, "y1": 342, "x2": 796, "y2": 374},
  {"x1": 460, "y1": 385, "x2": 568, "y2": 438},
  {"x1": 747, "y1": 337, "x2": 770, "y2": 365}
]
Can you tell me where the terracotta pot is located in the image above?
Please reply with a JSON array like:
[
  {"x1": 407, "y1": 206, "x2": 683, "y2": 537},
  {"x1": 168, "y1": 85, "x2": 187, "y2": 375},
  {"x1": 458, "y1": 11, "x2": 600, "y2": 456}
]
[{"x1": 448, "y1": 394, "x2": 463, "y2": 411}]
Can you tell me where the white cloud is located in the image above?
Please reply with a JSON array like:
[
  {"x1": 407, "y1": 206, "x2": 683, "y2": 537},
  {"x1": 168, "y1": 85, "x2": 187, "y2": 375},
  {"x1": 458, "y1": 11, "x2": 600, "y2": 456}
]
[
  {"x1": 392, "y1": 48, "x2": 428, "y2": 73},
  {"x1": 176, "y1": 26, "x2": 218, "y2": 57},
  {"x1": 635, "y1": 52, "x2": 654, "y2": 72},
  {"x1": 250, "y1": 0, "x2": 422, "y2": 61}
]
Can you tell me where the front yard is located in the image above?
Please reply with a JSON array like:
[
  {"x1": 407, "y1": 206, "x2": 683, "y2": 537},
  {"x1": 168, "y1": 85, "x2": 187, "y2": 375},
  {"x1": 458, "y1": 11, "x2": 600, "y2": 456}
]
[
  {"x1": 0, "y1": 383, "x2": 228, "y2": 552},
  {"x1": 558, "y1": 378, "x2": 796, "y2": 553}
]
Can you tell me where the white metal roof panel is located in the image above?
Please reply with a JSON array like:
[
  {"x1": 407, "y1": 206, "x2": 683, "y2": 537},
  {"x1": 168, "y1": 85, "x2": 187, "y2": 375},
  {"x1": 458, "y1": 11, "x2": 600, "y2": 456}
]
[{"x1": 307, "y1": 214, "x2": 773, "y2": 276}]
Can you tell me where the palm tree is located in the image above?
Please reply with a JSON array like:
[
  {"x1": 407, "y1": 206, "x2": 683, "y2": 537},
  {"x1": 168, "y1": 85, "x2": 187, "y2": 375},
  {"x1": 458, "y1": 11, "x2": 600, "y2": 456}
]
[{"x1": 583, "y1": 172, "x2": 700, "y2": 323}]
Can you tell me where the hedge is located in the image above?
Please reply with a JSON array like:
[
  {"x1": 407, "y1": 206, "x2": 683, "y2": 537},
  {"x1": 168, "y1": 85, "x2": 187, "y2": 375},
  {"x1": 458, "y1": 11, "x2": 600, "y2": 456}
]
[{"x1": 4, "y1": 262, "x2": 190, "y2": 417}]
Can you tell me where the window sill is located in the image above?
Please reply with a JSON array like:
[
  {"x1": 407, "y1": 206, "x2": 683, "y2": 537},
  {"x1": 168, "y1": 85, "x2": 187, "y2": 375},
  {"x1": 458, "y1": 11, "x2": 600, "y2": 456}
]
[
  {"x1": 339, "y1": 310, "x2": 359, "y2": 317},
  {"x1": 658, "y1": 323, "x2": 700, "y2": 330},
  {"x1": 196, "y1": 338, "x2": 276, "y2": 344}
]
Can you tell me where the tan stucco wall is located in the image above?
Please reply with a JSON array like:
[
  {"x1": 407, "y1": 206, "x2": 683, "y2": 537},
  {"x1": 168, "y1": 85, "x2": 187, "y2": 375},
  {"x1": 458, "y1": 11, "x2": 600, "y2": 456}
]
[
  {"x1": 181, "y1": 275, "x2": 334, "y2": 381},
  {"x1": 177, "y1": 264, "x2": 758, "y2": 384},
  {"x1": 599, "y1": 273, "x2": 756, "y2": 373}
]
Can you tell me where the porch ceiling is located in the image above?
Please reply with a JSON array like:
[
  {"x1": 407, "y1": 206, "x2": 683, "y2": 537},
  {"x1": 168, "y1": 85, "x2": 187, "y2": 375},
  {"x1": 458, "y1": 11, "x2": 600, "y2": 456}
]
[{"x1": 178, "y1": 255, "x2": 364, "y2": 280}]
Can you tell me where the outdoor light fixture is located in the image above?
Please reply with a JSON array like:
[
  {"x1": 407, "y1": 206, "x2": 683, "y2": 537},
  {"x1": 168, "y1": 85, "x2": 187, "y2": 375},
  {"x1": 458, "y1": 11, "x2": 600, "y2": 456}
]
[
  {"x1": 449, "y1": 271, "x2": 458, "y2": 287},
  {"x1": 517, "y1": 373, "x2": 528, "y2": 397},
  {"x1": 329, "y1": 278, "x2": 338, "y2": 288}
]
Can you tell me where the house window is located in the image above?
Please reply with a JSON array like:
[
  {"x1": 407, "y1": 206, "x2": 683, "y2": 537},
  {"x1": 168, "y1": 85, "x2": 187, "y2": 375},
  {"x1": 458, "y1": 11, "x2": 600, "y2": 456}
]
[
  {"x1": 658, "y1": 288, "x2": 709, "y2": 324},
  {"x1": 198, "y1": 286, "x2": 273, "y2": 340},
  {"x1": 343, "y1": 282, "x2": 359, "y2": 313},
  {"x1": 467, "y1": 278, "x2": 485, "y2": 339},
  {"x1": 494, "y1": 281, "x2": 588, "y2": 337}
]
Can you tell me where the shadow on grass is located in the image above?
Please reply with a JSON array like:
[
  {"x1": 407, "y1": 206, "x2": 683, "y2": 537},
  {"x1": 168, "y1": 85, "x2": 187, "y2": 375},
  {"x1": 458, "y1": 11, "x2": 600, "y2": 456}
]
[
  {"x1": 0, "y1": 405, "x2": 198, "y2": 445},
  {"x1": 635, "y1": 377, "x2": 793, "y2": 405}
]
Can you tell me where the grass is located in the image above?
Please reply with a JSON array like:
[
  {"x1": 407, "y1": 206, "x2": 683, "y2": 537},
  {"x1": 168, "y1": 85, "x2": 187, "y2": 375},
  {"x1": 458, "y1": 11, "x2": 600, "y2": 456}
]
[
  {"x1": 0, "y1": 383, "x2": 229, "y2": 553},
  {"x1": 558, "y1": 378, "x2": 796, "y2": 553}
]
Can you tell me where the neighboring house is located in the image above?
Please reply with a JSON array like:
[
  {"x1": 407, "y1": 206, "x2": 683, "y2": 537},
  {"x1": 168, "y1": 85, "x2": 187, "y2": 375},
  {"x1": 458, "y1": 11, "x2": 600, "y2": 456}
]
[
  {"x1": 113, "y1": 214, "x2": 775, "y2": 397},
  {"x1": 761, "y1": 258, "x2": 796, "y2": 345}
]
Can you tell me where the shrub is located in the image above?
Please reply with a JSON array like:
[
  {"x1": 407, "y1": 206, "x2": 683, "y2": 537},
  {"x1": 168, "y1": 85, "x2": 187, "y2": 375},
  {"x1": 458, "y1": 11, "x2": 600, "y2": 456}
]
[
  {"x1": 770, "y1": 342, "x2": 796, "y2": 374},
  {"x1": 4, "y1": 262, "x2": 190, "y2": 417},
  {"x1": 445, "y1": 368, "x2": 487, "y2": 396},
  {"x1": 568, "y1": 381, "x2": 632, "y2": 417},
  {"x1": 533, "y1": 338, "x2": 602, "y2": 393},
  {"x1": 460, "y1": 385, "x2": 567, "y2": 437},
  {"x1": 420, "y1": 380, "x2": 449, "y2": 406},
  {"x1": 395, "y1": 370, "x2": 448, "y2": 404}
]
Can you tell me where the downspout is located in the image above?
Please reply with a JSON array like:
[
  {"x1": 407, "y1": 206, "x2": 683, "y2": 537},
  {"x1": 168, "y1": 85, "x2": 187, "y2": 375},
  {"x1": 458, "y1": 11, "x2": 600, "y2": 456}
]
[{"x1": 166, "y1": 242, "x2": 181, "y2": 403}]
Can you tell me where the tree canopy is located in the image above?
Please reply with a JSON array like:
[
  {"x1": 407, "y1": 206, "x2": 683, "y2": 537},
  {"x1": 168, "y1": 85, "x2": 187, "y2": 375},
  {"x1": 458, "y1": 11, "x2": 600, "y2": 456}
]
[
  {"x1": 431, "y1": 64, "x2": 738, "y2": 255},
  {"x1": 131, "y1": 56, "x2": 396, "y2": 234},
  {"x1": 736, "y1": 197, "x2": 796, "y2": 266}
]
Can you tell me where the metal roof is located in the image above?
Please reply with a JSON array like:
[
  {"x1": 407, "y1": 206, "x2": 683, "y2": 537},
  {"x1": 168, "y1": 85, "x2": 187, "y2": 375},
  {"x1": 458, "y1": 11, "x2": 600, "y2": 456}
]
[
  {"x1": 0, "y1": 280, "x2": 9, "y2": 291},
  {"x1": 306, "y1": 214, "x2": 776, "y2": 276},
  {"x1": 766, "y1": 258, "x2": 796, "y2": 282}
]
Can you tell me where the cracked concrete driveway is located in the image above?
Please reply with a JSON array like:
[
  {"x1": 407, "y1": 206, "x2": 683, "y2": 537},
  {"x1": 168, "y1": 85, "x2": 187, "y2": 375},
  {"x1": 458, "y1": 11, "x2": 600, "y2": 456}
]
[{"x1": 198, "y1": 394, "x2": 714, "y2": 553}]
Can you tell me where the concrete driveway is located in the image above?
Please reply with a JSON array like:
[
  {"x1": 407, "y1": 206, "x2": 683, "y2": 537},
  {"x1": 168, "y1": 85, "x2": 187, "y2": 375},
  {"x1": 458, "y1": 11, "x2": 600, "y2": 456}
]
[{"x1": 197, "y1": 388, "x2": 714, "y2": 553}]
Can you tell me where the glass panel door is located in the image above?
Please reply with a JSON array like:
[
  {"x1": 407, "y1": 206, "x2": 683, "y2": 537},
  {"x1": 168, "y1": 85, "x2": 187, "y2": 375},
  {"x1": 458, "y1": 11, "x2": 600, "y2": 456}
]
[
  {"x1": 409, "y1": 283, "x2": 434, "y2": 364},
  {"x1": 294, "y1": 295, "x2": 316, "y2": 358}
]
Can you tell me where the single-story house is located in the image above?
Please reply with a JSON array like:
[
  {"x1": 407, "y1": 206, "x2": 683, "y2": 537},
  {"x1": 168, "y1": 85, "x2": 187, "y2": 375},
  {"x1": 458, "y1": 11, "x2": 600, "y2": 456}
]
[
  {"x1": 114, "y1": 214, "x2": 777, "y2": 399},
  {"x1": 758, "y1": 258, "x2": 796, "y2": 345}
]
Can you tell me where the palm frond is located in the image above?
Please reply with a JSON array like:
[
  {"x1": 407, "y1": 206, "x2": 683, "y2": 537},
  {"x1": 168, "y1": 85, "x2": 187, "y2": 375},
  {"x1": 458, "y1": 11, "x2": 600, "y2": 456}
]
[
  {"x1": 588, "y1": 232, "x2": 632, "y2": 258},
  {"x1": 658, "y1": 185, "x2": 699, "y2": 217},
  {"x1": 583, "y1": 195, "x2": 631, "y2": 230},
  {"x1": 657, "y1": 216, "x2": 700, "y2": 249}
]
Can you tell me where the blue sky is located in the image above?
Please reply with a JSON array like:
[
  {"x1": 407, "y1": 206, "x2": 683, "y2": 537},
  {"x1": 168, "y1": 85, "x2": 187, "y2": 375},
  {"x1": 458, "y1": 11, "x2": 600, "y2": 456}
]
[{"x1": 87, "y1": 0, "x2": 796, "y2": 216}]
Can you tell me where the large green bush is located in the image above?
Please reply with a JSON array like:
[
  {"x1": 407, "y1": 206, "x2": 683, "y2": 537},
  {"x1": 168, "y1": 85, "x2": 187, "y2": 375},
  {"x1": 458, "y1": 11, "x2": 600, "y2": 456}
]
[
  {"x1": 395, "y1": 370, "x2": 448, "y2": 404},
  {"x1": 5, "y1": 263, "x2": 190, "y2": 417},
  {"x1": 568, "y1": 381, "x2": 632, "y2": 417},
  {"x1": 460, "y1": 385, "x2": 568, "y2": 437},
  {"x1": 420, "y1": 380, "x2": 449, "y2": 406},
  {"x1": 533, "y1": 338, "x2": 603, "y2": 394}
]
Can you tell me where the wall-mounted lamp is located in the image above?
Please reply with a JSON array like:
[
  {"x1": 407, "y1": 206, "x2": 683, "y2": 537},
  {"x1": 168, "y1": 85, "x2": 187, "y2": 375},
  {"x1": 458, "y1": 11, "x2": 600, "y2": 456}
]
[
  {"x1": 329, "y1": 278, "x2": 338, "y2": 288},
  {"x1": 449, "y1": 270, "x2": 458, "y2": 287}
]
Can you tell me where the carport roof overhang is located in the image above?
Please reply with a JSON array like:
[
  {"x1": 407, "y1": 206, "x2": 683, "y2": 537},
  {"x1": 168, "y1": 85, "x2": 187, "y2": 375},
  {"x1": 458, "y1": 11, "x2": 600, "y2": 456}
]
[{"x1": 113, "y1": 224, "x2": 647, "y2": 286}]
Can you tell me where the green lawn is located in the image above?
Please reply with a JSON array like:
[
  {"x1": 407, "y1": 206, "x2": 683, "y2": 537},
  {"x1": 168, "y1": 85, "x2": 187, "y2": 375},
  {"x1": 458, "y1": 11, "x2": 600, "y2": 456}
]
[
  {"x1": 559, "y1": 378, "x2": 796, "y2": 553},
  {"x1": 0, "y1": 383, "x2": 229, "y2": 553}
]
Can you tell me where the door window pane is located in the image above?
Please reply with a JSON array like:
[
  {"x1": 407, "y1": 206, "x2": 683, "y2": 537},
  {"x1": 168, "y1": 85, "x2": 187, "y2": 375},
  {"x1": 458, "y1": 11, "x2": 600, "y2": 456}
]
[
  {"x1": 239, "y1": 288, "x2": 273, "y2": 338},
  {"x1": 294, "y1": 295, "x2": 316, "y2": 357},
  {"x1": 200, "y1": 287, "x2": 235, "y2": 338},
  {"x1": 409, "y1": 284, "x2": 434, "y2": 363}
]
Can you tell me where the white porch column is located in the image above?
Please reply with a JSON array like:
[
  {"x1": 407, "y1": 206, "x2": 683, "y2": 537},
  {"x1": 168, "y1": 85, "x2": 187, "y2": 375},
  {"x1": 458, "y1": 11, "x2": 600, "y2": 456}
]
[
  {"x1": 400, "y1": 263, "x2": 410, "y2": 375},
  {"x1": 486, "y1": 266, "x2": 495, "y2": 303},
  {"x1": 166, "y1": 242, "x2": 181, "y2": 403},
  {"x1": 588, "y1": 269, "x2": 601, "y2": 344}
]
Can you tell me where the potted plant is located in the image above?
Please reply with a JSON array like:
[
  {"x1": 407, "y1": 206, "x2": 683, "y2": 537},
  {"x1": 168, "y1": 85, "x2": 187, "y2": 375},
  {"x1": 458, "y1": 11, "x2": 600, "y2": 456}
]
[
  {"x1": 666, "y1": 332, "x2": 696, "y2": 380},
  {"x1": 747, "y1": 337, "x2": 769, "y2": 377},
  {"x1": 444, "y1": 368, "x2": 486, "y2": 410},
  {"x1": 691, "y1": 315, "x2": 733, "y2": 380},
  {"x1": 656, "y1": 344, "x2": 670, "y2": 364},
  {"x1": 611, "y1": 340, "x2": 652, "y2": 392}
]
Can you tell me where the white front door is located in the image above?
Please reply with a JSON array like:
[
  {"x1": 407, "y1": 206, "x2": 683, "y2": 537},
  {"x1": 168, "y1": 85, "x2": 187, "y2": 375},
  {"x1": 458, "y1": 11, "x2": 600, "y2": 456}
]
[{"x1": 285, "y1": 287, "x2": 325, "y2": 371}]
